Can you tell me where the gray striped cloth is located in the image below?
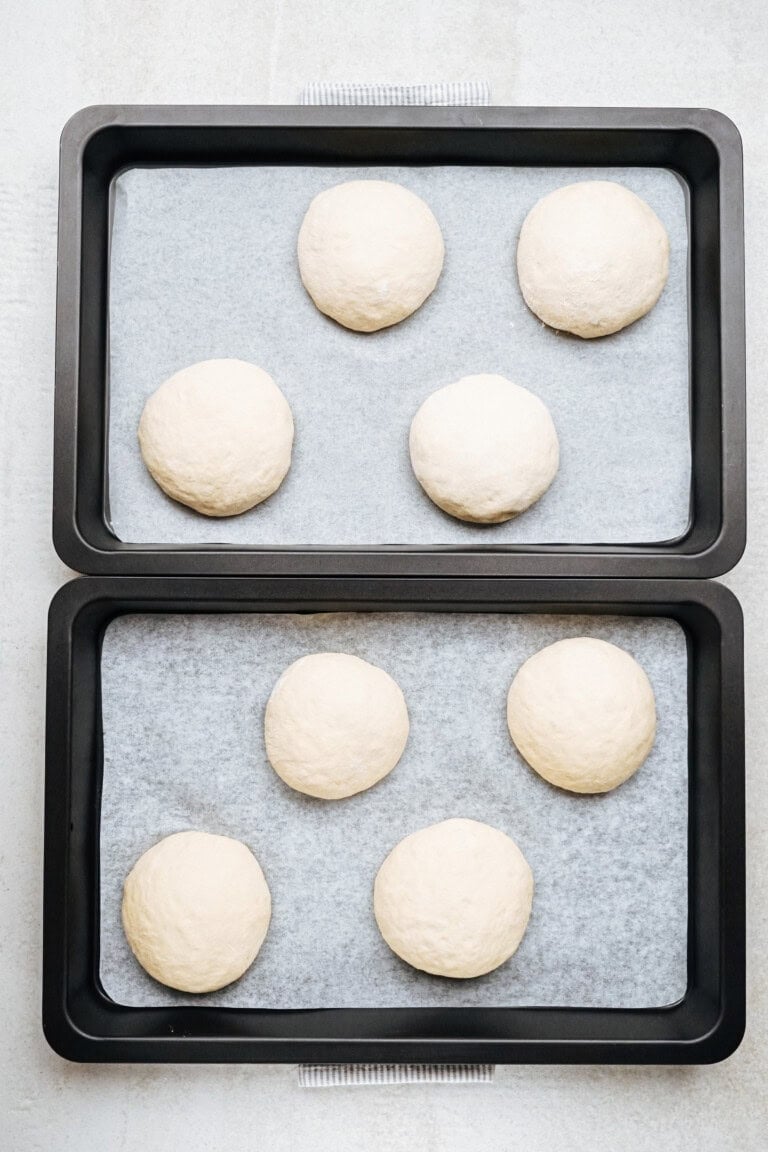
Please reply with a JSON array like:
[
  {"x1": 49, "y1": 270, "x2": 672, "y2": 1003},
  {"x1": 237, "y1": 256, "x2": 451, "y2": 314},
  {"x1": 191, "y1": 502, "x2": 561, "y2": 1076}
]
[
  {"x1": 297, "y1": 77, "x2": 494, "y2": 1088},
  {"x1": 300, "y1": 81, "x2": 491, "y2": 106},
  {"x1": 298, "y1": 1063, "x2": 495, "y2": 1088}
]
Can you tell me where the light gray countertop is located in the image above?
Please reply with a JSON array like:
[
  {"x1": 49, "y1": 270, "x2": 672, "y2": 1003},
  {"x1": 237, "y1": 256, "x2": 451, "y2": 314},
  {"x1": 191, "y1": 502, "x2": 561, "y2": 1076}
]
[{"x1": 1, "y1": 0, "x2": 765, "y2": 1148}]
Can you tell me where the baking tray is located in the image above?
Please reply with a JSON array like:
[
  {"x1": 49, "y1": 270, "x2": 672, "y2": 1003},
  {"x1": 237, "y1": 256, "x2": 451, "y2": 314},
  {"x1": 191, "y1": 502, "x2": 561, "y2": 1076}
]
[
  {"x1": 53, "y1": 105, "x2": 745, "y2": 579},
  {"x1": 43, "y1": 576, "x2": 745, "y2": 1063}
]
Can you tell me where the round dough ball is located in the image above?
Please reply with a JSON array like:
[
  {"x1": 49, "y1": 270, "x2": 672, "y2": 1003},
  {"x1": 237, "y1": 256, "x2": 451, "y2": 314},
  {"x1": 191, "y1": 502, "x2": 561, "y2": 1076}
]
[
  {"x1": 516, "y1": 180, "x2": 669, "y2": 338},
  {"x1": 264, "y1": 653, "x2": 409, "y2": 799},
  {"x1": 122, "y1": 831, "x2": 272, "y2": 993},
  {"x1": 409, "y1": 374, "x2": 559, "y2": 523},
  {"x1": 138, "y1": 358, "x2": 294, "y2": 516},
  {"x1": 374, "y1": 818, "x2": 533, "y2": 979},
  {"x1": 297, "y1": 180, "x2": 444, "y2": 332},
  {"x1": 507, "y1": 637, "x2": 656, "y2": 793}
]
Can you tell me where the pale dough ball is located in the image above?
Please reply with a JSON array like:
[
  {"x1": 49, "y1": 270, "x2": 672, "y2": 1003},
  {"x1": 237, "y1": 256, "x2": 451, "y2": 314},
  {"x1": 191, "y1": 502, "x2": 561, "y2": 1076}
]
[
  {"x1": 121, "y1": 831, "x2": 272, "y2": 993},
  {"x1": 507, "y1": 637, "x2": 657, "y2": 793},
  {"x1": 374, "y1": 818, "x2": 533, "y2": 979},
  {"x1": 409, "y1": 374, "x2": 559, "y2": 523},
  {"x1": 264, "y1": 653, "x2": 409, "y2": 799},
  {"x1": 517, "y1": 180, "x2": 670, "y2": 338},
  {"x1": 297, "y1": 180, "x2": 444, "y2": 332},
  {"x1": 138, "y1": 358, "x2": 294, "y2": 516}
]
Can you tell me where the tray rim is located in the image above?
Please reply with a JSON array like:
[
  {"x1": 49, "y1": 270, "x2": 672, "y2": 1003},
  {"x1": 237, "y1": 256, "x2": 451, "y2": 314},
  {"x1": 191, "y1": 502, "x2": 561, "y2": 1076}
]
[
  {"x1": 43, "y1": 575, "x2": 745, "y2": 1064},
  {"x1": 53, "y1": 103, "x2": 746, "y2": 578}
]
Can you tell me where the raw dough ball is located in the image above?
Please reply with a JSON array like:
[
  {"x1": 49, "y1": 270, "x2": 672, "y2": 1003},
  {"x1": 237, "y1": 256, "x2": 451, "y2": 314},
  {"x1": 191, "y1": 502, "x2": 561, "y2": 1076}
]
[
  {"x1": 138, "y1": 358, "x2": 294, "y2": 516},
  {"x1": 409, "y1": 374, "x2": 559, "y2": 523},
  {"x1": 122, "y1": 831, "x2": 272, "y2": 993},
  {"x1": 264, "y1": 653, "x2": 409, "y2": 799},
  {"x1": 374, "y1": 818, "x2": 533, "y2": 979},
  {"x1": 507, "y1": 637, "x2": 657, "y2": 793},
  {"x1": 297, "y1": 180, "x2": 444, "y2": 332},
  {"x1": 516, "y1": 180, "x2": 670, "y2": 338}
]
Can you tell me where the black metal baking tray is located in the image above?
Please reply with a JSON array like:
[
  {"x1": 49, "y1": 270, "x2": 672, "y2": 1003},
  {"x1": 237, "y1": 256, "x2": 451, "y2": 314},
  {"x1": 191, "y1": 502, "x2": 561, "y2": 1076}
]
[
  {"x1": 43, "y1": 576, "x2": 744, "y2": 1064},
  {"x1": 53, "y1": 105, "x2": 745, "y2": 579}
]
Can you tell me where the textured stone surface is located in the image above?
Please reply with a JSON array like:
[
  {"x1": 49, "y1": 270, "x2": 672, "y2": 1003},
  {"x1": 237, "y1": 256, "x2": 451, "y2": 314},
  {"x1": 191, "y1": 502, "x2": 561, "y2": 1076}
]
[{"x1": 1, "y1": 0, "x2": 765, "y2": 1147}]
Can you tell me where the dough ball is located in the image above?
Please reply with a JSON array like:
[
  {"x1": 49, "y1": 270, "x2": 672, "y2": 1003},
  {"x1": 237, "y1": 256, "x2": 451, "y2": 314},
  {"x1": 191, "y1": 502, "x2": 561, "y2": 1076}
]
[
  {"x1": 374, "y1": 818, "x2": 533, "y2": 979},
  {"x1": 409, "y1": 373, "x2": 559, "y2": 523},
  {"x1": 507, "y1": 637, "x2": 657, "y2": 793},
  {"x1": 297, "y1": 180, "x2": 444, "y2": 332},
  {"x1": 264, "y1": 653, "x2": 409, "y2": 799},
  {"x1": 138, "y1": 358, "x2": 294, "y2": 516},
  {"x1": 121, "y1": 831, "x2": 272, "y2": 993},
  {"x1": 516, "y1": 180, "x2": 669, "y2": 338}
]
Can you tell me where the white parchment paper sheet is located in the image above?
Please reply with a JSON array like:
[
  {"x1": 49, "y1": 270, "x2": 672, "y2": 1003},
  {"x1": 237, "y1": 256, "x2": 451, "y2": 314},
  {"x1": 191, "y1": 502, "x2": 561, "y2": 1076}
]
[
  {"x1": 99, "y1": 612, "x2": 688, "y2": 1009},
  {"x1": 107, "y1": 165, "x2": 690, "y2": 545}
]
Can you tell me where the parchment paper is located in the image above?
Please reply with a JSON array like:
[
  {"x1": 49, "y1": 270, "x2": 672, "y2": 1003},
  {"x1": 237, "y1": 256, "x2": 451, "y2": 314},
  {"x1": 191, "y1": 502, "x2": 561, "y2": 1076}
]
[
  {"x1": 107, "y1": 165, "x2": 690, "y2": 545},
  {"x1": 99, "y1": 612, "x2": 688, "y2": 1009}
]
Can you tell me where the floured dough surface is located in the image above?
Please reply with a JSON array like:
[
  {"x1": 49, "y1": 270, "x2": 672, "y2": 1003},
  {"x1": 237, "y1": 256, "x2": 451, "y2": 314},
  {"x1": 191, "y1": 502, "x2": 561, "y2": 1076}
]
[
  {"x1": 374, "y1": 818, "x2": 534, "y2": 978},
  {"x1": 264, "y1": 652, "x2": 409, "y2": 799},
  {"x1": 507, "y1": 637, "x2": 657, "y2": 793},
  {"x1": 297, "y1": 179, "x2": 444, "y2": 332},
  {"x1": 409, "y1": 373, "x2": 559, "y2": 523},
  {"x1": 121, "y1": 830, "x2": 272, "y2": 993},
  {"x1": 138, "y1": 358, "x2": 294, "y2": 516},
  {"x1": 517, "y1": 180, "x2": 669, "y2": 338}
]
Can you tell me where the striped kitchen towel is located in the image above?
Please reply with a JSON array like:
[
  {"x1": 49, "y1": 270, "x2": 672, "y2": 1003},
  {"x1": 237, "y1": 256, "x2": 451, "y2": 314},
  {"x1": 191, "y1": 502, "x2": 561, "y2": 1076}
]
[
  {"x1": 300, "y1": 81, "x2": 491, "y2": 106},
  {"x1": 298, "y1": 1063, "x2": 495, "y2": 1088},
  {"x1": 298, "y1": 76, "x2": 494, "y2": 1087}
]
